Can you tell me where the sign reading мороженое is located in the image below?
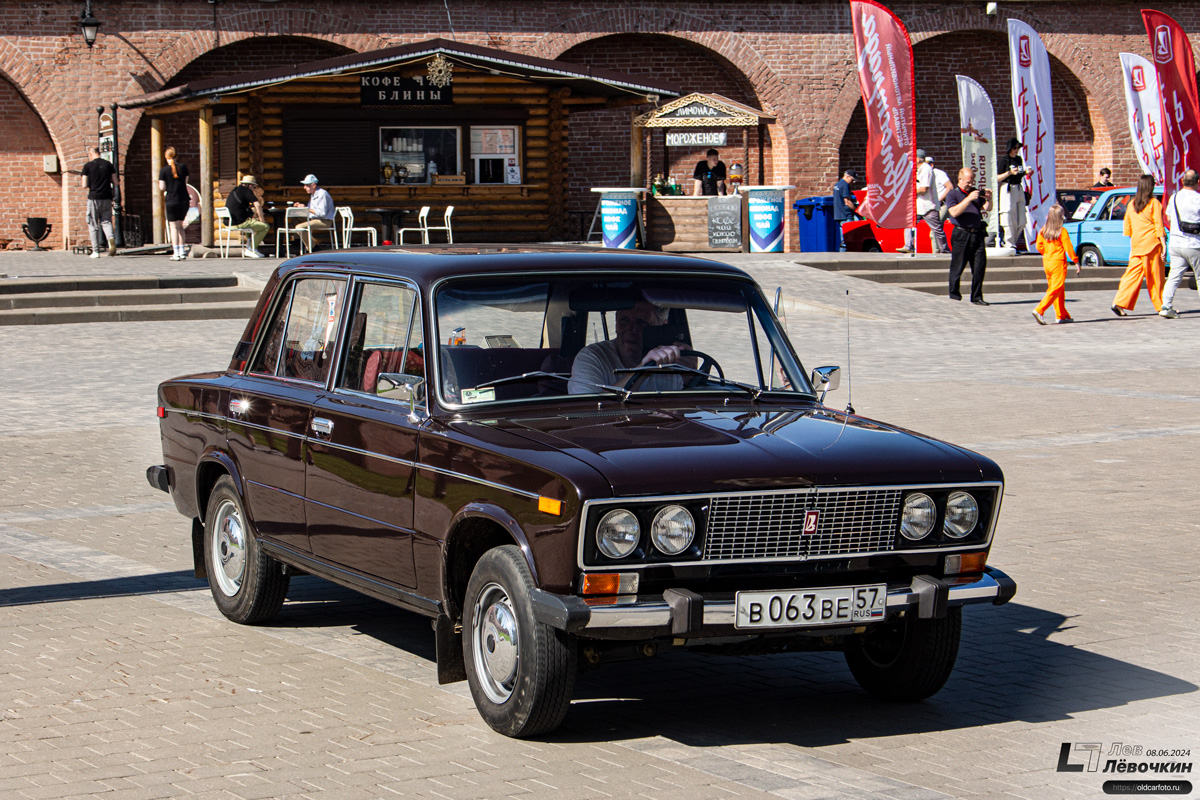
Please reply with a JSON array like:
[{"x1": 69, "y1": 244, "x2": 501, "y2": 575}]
[
  {"x1": 360, "y1": 75, "x2": 453, "y2": 106},
  {"x1": 666, "y1": 132, "x2": 727, "y2": 147}
]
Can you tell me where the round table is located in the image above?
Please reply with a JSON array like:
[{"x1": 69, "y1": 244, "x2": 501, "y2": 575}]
[{"x1": 365, "y1": 207, "x2": 411, "y2": 244}]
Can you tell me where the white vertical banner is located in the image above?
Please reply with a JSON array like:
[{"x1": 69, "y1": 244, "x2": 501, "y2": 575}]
[
  {"x1": 1119, "y1": 52, "x2": 1166, "y2": 183},
  {"x1": 956, "y1": 75, "x2": 998, "y2": 241},
  {"x1": 1008, "y1": 19, "x2": 1056, "y2": 241}
]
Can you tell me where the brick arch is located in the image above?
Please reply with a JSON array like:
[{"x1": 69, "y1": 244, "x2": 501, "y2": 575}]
[
  {"x1": 533, "y1": 11, "x2": 793, "y2": 177},
  {"x1": 0, "y1": 38, "x2": 86, "y2": 167}
]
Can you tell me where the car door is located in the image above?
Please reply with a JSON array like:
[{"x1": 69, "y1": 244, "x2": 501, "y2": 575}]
[
  {"x1": 227, "y1": 274, "x2": 348, "y2": 553},
  {"x1": 305, "y1": 278, "x2": 423, "y2": 588},
  {"x1": 1091, "y1": 193, "x2": 1131, "y2": 263}
]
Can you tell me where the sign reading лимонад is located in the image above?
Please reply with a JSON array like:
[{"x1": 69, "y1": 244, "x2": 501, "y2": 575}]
[
  {"x1": 666, "y1": 131, "x2": 727, "y2": 147},
  {"x1": 361, "y1": 74, "x2": 453, "y2": 106}
]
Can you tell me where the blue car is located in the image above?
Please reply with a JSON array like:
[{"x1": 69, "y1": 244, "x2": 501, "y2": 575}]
[{"x1": 1064, "y1": 186, "x2": 1165, "y2": 268}]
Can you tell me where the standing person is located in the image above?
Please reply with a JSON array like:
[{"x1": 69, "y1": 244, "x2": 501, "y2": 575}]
[
  {"x1": 225, "y1": 175, "x2": 269, "y2": 258},
  {"x1": 1093, "y1": 168, "x2": 1115, "y2": 188},
  {"x1": 1160, "y1": 169, "x2": 1200, "y2": 318},
  {"x1": 691, "y1": 149, "x2": 727, "y2": 196},
  {"x1": 1032, "y1": 204, "x2": 1079, "y2": 324},
  {"x1": 945, "y1": 167, "x2": 992, "y2": 305},
  {"x1": 997, "y1": 138, "x2": 1027, "y2": 250},
  {"x1": 932, "y1": 159, "x2": 953, "y2": 221},
  {"x1": 292, "y1": 174, "x2": 335, "y2": 253},
  {"x1": 914, "y1": 151, "x2": 948, "y2": 254},
  {"x1": 80, "y1": 147, "x2": 117, "y2": 258},
  {"x1": 159, "y1": 146, "x2": 190, "y2": 261},
  {"x1": 832, "y1": 168, "x2": 859, "y2": 251},
  {"x1": 1111, "y1": 174, "x2": 1165, "y2": 316}
]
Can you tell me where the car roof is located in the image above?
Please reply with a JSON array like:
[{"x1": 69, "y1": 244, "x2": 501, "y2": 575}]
[{"x1": 270, "y1": 245, "x2": 753, "y2": 289}]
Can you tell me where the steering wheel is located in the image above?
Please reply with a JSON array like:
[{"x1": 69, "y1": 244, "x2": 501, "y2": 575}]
[
  {"x1": 680, "y1": 349, "x2": 723, "y2": 388},
  {"x1": 622, "y1": 348, "x2": 724, "y2": 390}
]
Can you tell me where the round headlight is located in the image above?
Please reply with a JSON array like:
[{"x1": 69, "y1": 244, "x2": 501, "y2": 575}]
[
  {"x1": 900, "y1": 493, "x2": 936, "y2": 540},
  {"x1": 943, "y1": 491, "x2": 979, "y2": 538},
  {"x1": 596, "y1": 509, "x2": 640, "y2": 559},
  {"x1": 650, "y1": 505, "x2": 695, "y2": 555}
]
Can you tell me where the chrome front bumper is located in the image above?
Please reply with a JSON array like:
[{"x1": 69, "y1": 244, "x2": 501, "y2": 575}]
[{"x1": 531, "y1": 567, "x2": 1016, "y2": 636}]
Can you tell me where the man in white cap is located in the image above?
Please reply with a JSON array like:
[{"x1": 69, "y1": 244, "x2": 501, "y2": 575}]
[
  {"x1": 293, "y1": 174, "x2": 335, "y2": 253},
  {"x1": 225, "y1": 175, "x2": 268, "y2": 258}
]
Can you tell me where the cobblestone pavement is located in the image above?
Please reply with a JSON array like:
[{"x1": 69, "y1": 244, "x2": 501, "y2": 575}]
[{"x1": 2, "y1": 249, "x2": 1198, "y2": 799}]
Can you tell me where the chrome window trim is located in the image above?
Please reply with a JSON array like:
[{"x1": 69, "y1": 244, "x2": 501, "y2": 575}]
[
  {"x1": 243, "y1": 272, "x2": 350, "y2": 386},
  {"x1": 226, "y1": 418, "x2": 308, "y2": 442},
  {"x1": 576, "y1": 481, "x2": 1004, "y2": 570},
  {"x1": 426, "y1": 269, "x2": 817, "y2": 411},
  {"x1": 331, "y1": 275, "x2": 425, "y2": 406}
]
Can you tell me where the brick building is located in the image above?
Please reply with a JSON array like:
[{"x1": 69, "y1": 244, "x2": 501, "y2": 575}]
[{"x1": 0, "y1": 0, "x2": 1194, "y2": 251}]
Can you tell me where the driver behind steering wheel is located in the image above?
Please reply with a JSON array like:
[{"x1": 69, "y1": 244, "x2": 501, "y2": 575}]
[{"x1": 568, "y1": 299, "x2": 696, "y2": 394}]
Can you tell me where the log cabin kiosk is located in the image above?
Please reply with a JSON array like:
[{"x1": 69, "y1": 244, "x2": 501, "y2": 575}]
[
  {"x1": 117, "y1": 39, "x2": 680, "y2": 247},
  {"x1": 631, "y1": 93, "x2": 775, "y2": 252}
]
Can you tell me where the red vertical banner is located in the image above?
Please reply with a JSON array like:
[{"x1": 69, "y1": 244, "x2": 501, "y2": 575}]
[
  {"x1": 1142, "y1": 9, "x2": 1200, "y2": 203},
  {"x1": 850, "y1": 0, "x2": 916, "y2": 229}
]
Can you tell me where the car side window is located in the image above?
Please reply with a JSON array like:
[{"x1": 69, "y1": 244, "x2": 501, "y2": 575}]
[
  {"x1": 1106, "y1": 197, "x2": 1129, "y2": 221},
  {"x1": 338, "y1": 281, "x2": 425, "y2": 398},
  {"x1": 266, "y1": 277, "x2": 347, "y2": 384},
  {"x1": 248, "y1": 281, "x2": 294, "y2": 377}
]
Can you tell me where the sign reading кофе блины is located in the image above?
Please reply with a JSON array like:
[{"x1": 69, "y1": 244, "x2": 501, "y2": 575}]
[{"x1": 361, "y1": 74, "x2": 453, "y2": 106}]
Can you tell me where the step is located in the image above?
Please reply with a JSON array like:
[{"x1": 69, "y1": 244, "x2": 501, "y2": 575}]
[
  {"x1": 839, "y1": 266, "x2": 1128, "y2": 285},
  {"x1": 796, "y1": 254, "x2": 1050, "y2": 272},
  {"x1": 0, "y1": 286, "x2": 261, "y2": 311},
  {"x1": 900, "y1": 277, "x2": 1127, "y2": 295},
  {"x1": 0, "y1": 301, "x2": 257, "y2": 326},
  {"x1": 0, "y1": 275, "x2": 239, "y2": 296}
]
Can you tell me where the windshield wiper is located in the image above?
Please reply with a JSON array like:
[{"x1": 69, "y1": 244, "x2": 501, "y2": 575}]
[
  {"x1": 476, "y1": 371, "x2": 633, "y2": 401},
  {"x1": 613, "y1": 364, "x2": 765, "y2": 400}
]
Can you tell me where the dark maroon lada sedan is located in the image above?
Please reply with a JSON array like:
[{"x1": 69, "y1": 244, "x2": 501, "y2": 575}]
[{"x1": 148, "y1": 246, "x2": 1015, "y2": 737}]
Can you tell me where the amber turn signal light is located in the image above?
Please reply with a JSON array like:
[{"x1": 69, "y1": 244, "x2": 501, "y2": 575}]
[
  {"x1": 581, "y1": 572, "x2": 639, "y2": 595},
  {"x1": 944, "y1": 551, "x2": 988, "y2": 575},
  {"x1": 538, "y1": 496, "x2": 562, "y2": 516}
]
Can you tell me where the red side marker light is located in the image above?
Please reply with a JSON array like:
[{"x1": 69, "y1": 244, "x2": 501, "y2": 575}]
[{"x1": 156, "y1": 406, "x2": 167, "y2": 418}]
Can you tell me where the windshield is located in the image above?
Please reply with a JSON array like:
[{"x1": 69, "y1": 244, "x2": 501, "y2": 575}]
[{"x1": 433, "y1": 274, "x2": 812, "y2": 406}]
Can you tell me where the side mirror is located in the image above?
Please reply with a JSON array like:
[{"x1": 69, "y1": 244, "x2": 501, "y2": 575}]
[
  {"x1": 810, "y1": 365, "x2": 840, "y2": 404},
  {"x1": 377, "y1": 373, "x2": 425, "y2": 421}
]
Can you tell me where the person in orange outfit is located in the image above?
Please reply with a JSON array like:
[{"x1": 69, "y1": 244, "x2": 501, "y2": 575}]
[
  {"x1": 1112, "y1": 174, "x2": 1165, "y2": 316},
  {"x1": 1032, "y1": 204, "x2": 1080, "y2": 324}
]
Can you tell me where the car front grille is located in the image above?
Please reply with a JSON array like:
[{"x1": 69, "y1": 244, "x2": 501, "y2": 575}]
[{"x1": 703, "y1": 488, "x2": 903, "y2": 561}]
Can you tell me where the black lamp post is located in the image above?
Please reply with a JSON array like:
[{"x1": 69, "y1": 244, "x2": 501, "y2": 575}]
[{"x1": 80, "y1": 1, "x2": 101, "y2": 48}]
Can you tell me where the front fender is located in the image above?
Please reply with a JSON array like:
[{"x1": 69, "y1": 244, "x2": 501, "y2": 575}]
[{"x1": 447, "y1": 501, "x2": 539, "y2": 584}]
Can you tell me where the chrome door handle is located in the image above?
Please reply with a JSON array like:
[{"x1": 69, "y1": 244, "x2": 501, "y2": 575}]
[{"x1": 311, "y1": 417, "x2": 334, "y2": 437}]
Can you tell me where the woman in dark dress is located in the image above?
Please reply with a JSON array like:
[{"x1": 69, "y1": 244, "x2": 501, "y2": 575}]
[{"x1": 159, "y1": 147, "x2": 190, "y2": 260}]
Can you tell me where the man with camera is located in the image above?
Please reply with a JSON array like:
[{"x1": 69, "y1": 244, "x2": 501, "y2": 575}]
[
  {"x1": 945, "y1": 167, "x2": 993, "y2": 305},
  {"x1": 1161, "y1": 169, "x2": 1200, "y2": 318},
  {"x1": 997, "y1": 138, "x2": 1029, "y2": 250}
]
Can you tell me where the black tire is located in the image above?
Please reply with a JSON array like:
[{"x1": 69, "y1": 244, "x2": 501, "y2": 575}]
[
  {"x1": 203, "y1": 475, "x2": 289, "y2": 624},
  {"x1": 844, "y1": 607, "x2": 961, "y2": 701},
  {"x1": 1078, "y1": 245, "x2": 1105, "y2": 268},
  {"x1": 864, "y1": 240, "x2": 882, "y2": 253},
  {"x1": 462, "y1": 545, "x2": 577, "y2": 737}
]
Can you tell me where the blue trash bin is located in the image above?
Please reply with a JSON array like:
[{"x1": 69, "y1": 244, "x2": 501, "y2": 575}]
[{"x1": 793, "y1": 196, "x2": 837, "y2": 252}]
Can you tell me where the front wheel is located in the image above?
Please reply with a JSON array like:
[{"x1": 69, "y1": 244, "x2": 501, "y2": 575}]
[
  {"x1": 1078, "y1": 245, "x2": 1105, "y2": 268},
  {"x1": 463, "y1": 545, "x2": 577, "y2": 737},
  {"x1": 203, "y1": 475, "x2": 289, "y2": 624},
  {"x1": 844, "y1": 608, "x2": 961, "y2": 701}
]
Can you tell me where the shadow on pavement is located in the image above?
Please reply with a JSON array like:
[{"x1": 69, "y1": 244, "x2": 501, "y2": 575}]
[
  {"x1": 551, "y1": 602, "x2": 1196, "y2": 746},
  {"x1": 0, "y1": 569, "x2": 204, "y2": 606}
]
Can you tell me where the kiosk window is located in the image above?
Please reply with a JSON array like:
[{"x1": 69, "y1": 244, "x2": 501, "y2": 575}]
[
  {"x1": 471, "y1": 126, "x2": 519, "y2": 184},
  {"x1": 380, "y1": 127, "x2": 460, "y2": 184}
]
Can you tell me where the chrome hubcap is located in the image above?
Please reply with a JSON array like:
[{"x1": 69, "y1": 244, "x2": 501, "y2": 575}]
[
  {"x1": 211, "y1": 499, "x2": 246, "y2": 597},
  {"x1": 472, "y1": 583, "x2": 519, "y2": 704}
]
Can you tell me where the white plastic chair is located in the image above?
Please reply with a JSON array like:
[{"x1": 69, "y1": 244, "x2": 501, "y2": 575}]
[
  {"x1": 398, "y1": 206, "x2": 430, "y2": 244},
  {"x1": 275, "y1": 207, "x2": 312, "y2": 258},
  {"x1": 425, "y1": 205, "x2": 454, "y2": 244},
  {"x1": 215, "y1": 207, "x2": 252, "y2": 258},
  {"x1": 338, "y1": 206, "x2": 377, "y2": 247}
]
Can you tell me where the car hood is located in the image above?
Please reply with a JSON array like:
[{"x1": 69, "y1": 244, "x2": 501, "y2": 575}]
[{"x1": 475, "y1": 405, "x2": 989, "y2": 497}]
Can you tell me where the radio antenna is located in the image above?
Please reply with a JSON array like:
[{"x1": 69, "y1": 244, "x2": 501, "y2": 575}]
[{"x1": 845, "y1": 289, "x2": 855, "y2": 415}]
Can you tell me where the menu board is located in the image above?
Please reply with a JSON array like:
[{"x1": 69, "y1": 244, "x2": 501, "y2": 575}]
[
  {"x1": 471, "y1": 128, "x2": 516, "y2": 155},
  {"x1": 708, "y1": 196, "x2": 742, "y2": 249}
]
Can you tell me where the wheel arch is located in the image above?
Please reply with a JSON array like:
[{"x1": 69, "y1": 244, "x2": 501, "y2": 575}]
[
  {"x1": 443, "y1": 503, "x2": 539, "y2": 623},
  {"x1": 195, "y1": 449, "x2": 244, "y2": 523}
]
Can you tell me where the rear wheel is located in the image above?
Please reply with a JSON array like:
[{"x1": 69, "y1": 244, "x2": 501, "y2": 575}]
[
  {"x1": 844, "y1": 608, "x2": 961, "y2": 701},
  {"x1": 1078, "y1": 245, "x2": 1105, "y2": 268},
  {"x1": 203, "y1": 475, "x2": 289, "y2": 624},
  {"x1": 463, "y1": 545, "x2": 577, "y2": 737},
  {"x1": 863, "y1": 239, "x2": 882, "y2": 253}
]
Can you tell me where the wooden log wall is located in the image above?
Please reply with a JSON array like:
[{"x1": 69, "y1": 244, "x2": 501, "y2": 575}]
[{"x1": 221, "y1": 69, "x2": 583, "y2": 243}]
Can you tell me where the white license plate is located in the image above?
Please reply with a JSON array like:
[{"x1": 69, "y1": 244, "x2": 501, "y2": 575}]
[{"x1": 734, "y1": 585, "x2": 887, "y2": 629}]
